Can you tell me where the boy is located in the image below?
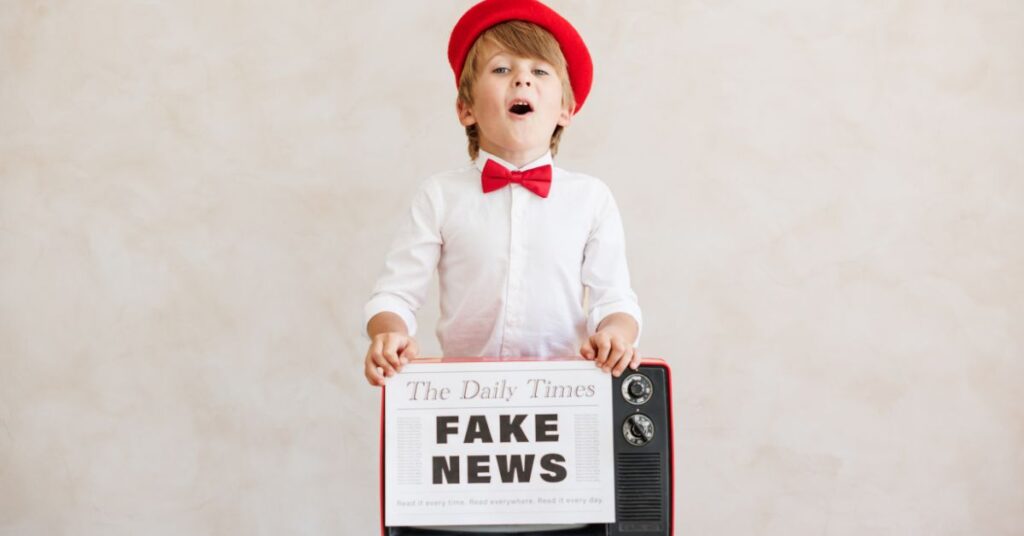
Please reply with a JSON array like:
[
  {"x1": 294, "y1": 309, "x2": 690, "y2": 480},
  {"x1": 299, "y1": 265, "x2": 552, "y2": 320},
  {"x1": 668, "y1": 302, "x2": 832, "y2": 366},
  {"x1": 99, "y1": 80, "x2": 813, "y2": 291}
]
[{"x1": 363, "y1": 0, "x2": 642, "y2": 386}]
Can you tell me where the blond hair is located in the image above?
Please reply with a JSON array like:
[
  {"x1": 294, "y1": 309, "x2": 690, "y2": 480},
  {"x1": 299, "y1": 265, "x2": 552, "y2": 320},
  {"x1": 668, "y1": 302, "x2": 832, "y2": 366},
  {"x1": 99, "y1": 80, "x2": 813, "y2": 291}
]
[{"x1": 457, "y1": 21, "x2": 576, "y2": 160}]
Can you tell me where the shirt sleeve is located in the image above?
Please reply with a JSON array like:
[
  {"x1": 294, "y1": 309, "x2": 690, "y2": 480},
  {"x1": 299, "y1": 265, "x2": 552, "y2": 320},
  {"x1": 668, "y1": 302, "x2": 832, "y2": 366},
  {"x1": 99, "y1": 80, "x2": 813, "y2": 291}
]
[
  {"x1": 581, "y1": 183, "x2": 643, "y2": 346},
  {"x1": 363, "y1": 178, "x2": 443, "y2": 337}
]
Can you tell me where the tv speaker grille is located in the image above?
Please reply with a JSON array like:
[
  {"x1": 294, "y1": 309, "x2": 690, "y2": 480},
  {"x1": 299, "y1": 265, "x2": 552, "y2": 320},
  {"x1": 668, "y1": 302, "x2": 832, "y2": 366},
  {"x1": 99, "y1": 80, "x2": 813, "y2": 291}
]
[{"x1": 615, "y1": 452, "x2": 663, "y2": 522}]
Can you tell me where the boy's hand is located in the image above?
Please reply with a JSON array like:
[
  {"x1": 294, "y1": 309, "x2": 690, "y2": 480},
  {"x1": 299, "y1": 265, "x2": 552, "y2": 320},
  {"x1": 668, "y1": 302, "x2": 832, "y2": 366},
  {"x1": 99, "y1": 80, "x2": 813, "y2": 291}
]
[
  {"x1": 364, "y1": 332, "x2": 419, "y2": 386},
  {"x1": 580, "y1": 329, "x2": 640, "y2": 377}
]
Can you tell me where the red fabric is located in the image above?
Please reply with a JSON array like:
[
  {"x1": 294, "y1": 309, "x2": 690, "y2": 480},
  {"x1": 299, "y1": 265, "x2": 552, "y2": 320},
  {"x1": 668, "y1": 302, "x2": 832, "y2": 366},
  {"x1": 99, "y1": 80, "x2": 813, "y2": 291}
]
[
  {"x1": 481, "y1": 159, "x2": 553, "y2": 198},
  {"x1": 448, "y1": 0, "x2": 593, "y2": 114}
]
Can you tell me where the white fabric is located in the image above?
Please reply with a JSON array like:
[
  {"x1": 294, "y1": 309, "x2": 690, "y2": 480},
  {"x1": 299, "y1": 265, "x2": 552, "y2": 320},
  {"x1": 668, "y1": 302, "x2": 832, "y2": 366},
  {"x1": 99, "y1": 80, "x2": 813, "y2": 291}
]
[{"x1": 364, "y1": 149, "x2": 641, "y2": 357}]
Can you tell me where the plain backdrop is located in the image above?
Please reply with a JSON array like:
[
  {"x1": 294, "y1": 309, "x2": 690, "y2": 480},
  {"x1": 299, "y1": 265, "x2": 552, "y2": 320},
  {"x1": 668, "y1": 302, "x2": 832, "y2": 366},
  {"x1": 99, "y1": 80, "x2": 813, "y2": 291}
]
[{"x1": 1, "y1": 1, "x2": 1022, "y2": 534}]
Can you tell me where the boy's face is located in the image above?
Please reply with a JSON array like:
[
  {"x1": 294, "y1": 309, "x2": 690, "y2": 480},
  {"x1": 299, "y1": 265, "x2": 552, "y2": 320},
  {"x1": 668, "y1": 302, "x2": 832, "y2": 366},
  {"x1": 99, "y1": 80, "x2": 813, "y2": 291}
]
[{"x1": 457, "y1": 41, "x2": 573, "y2": 159}]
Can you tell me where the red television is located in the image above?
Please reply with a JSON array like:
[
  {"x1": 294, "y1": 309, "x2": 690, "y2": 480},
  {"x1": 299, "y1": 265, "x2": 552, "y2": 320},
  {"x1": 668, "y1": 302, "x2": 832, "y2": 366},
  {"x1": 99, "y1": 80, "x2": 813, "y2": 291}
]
[{"x1": 379, "y1": 357, "x2": 674, "y2": 536}]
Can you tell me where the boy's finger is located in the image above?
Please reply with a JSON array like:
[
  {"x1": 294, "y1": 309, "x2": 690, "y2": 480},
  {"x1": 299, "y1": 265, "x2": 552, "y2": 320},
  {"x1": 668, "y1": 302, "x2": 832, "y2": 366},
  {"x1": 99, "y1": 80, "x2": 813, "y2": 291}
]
[
  {"x1": 600, "y1": 341, "x2": 620, "y2": 372},
  {"x1": 367, "y1": 338, "x2": 395, "y2": 378},
  {"x1": 381, "y1": 336, "x2": 403, "y2": 370},
  {"x1": 612, "y1": 349, "x2": 633, "y2": 377},
  {"x1": 595, "y1": 337, "x2": 612, "y2": 366},
  {"x1": 365, "y1": 360, "x2": 385, "y2": 386},
  {"x1": 580, "y1": 343, "x2": 595, "y2": 360},
  {"x1": 370, "y1": 337, "x2": 384, "y2": 364},
  {"x1": 605, "y1": 345, "x2": 624, "y2": 373},
  {"x1": 371, "y1": 351, "x2": 397, "y2": 377},
  {"x1": 400, "y1": 338, "x2": 419, "y2": 362},
  {"x1": 629, "y1": 349, "x2": 641, "y2": 370}
]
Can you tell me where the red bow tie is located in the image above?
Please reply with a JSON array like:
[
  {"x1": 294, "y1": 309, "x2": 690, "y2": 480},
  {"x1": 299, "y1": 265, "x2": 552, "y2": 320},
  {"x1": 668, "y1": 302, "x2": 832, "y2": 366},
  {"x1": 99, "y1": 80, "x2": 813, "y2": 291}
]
[{"x1": 481, "y1": 159, "x2": 552, "y2": 198}]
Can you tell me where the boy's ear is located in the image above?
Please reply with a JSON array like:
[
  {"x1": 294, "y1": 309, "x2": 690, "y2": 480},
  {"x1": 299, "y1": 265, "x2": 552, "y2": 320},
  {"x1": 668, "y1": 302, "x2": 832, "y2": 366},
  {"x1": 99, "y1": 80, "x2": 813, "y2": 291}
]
[
  {"x1": 557, "y1": 102, "x2": 574, "y2": 128},
  {"x1": 456, "y1": 98, "x2": 477, "y2": 127}
]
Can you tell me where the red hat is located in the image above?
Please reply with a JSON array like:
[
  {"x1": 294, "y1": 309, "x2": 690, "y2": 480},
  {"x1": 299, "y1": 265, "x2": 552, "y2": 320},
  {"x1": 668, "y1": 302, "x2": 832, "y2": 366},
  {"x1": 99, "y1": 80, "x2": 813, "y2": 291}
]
[{"x1": 447, "y1": 0, "x2": 593, "y2": 114}]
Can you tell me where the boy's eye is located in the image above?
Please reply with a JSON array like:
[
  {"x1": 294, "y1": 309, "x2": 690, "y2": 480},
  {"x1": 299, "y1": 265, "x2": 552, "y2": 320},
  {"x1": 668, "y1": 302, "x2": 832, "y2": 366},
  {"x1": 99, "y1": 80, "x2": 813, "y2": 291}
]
[
  {"x1": 533, "y1": 69, "x2": 549, "y2": 76},
  {"x1": 492, "y1": 67, "x2": 510, "y2": 74}
]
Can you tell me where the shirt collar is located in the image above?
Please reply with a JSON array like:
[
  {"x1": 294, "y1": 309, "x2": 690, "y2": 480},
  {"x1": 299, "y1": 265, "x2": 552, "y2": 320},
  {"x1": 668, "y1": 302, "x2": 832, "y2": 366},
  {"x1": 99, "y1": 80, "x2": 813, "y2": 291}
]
[{"x1": 474, "y1": 148, "x2": 554, "y2": 174}]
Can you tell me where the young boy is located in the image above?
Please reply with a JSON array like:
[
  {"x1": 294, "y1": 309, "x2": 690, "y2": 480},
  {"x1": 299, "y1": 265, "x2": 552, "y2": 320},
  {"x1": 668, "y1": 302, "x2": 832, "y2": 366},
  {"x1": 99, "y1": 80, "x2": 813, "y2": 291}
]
[{"x1": 363, "y1": 0, "x2": 642, "y2": 386}]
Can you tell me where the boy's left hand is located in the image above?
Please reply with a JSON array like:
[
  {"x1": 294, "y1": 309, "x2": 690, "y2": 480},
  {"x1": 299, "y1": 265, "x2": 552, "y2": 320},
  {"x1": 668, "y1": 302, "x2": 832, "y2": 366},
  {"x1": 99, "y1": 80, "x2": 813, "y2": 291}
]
[{"x1": 580, "y1": 329, "x2": 640, "y2": 377}]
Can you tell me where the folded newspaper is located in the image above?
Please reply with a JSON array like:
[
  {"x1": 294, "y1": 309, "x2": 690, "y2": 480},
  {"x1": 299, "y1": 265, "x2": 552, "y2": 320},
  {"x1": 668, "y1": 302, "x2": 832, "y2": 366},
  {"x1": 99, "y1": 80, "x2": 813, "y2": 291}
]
[{"x1": 384, "y1": 360, "x2": 615, "y2": 527}]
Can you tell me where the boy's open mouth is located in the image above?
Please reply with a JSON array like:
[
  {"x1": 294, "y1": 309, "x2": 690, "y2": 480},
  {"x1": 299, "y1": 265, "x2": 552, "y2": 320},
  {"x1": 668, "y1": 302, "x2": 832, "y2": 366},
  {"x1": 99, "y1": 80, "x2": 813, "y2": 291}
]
[{"x1": 508, "y1": 100, "x2": 533, "y2": 116}]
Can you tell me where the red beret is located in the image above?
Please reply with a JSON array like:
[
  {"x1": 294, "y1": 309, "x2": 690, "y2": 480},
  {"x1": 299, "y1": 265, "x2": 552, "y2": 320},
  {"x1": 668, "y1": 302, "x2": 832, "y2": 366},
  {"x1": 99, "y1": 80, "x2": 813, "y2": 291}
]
[{"x1": 447, "y1": 0, "x2": 593, "y2": 114}]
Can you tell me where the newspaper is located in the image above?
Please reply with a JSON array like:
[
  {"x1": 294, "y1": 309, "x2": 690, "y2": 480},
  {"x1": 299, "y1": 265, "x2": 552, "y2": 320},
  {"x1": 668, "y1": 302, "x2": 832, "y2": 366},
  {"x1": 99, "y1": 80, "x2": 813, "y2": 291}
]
[{"x1": 383, "y1": 360, "x2": 615, "y2": 527}]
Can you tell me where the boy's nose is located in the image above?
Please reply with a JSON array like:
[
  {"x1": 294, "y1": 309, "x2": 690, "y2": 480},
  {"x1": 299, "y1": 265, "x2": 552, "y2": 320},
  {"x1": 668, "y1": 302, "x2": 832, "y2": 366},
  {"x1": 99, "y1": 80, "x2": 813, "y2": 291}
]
[{"x1": 515, "y1": 80, "x2": 531, "y2": 87}]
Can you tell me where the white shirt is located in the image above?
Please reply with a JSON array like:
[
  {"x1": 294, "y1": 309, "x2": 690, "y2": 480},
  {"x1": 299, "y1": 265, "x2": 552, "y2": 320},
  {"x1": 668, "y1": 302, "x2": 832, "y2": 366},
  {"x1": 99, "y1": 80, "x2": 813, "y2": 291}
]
[{"x1": 363, "y1": 149, "x2": 642, "y2": 357}]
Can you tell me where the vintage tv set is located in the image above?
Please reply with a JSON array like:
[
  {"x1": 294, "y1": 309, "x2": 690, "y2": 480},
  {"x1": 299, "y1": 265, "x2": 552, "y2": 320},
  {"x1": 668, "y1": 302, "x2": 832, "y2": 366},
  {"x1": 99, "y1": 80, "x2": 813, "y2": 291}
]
[{"x1": 380, "y1": 358, "x2": 674, "y2": 536}]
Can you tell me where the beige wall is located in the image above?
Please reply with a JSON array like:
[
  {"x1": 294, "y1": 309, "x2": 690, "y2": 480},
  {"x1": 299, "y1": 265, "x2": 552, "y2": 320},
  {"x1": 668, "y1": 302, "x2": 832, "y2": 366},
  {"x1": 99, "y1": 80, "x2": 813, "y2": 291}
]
[{"x1": 2, "y1": 1, "x2": 1022, "y2": 534}]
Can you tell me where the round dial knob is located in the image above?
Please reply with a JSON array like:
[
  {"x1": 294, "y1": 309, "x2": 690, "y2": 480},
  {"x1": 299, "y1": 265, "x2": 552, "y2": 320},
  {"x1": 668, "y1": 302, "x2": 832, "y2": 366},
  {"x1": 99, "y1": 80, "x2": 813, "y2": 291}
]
[
  {"x1": 622, "y1": 414, "x2": 655, "y2": 446},
  {"x1": 621, "y1": 373, "x2": 653, "y2": 405}
]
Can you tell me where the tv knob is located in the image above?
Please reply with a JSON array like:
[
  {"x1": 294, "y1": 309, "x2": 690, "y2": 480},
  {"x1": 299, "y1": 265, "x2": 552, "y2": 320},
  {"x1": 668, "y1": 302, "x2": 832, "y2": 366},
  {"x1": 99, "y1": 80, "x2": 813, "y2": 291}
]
[
  {"x1": 621, "y1": 373, "x2": 653, "y2": 405},
  {"x1": 622, "y1": 414, "x2": 655, "y2": 446}
]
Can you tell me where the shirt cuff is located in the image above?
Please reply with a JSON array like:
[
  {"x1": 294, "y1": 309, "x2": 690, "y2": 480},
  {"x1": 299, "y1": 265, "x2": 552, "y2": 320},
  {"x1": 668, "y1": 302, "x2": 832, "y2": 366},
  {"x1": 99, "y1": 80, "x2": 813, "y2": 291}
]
[
  {"x1": 587, "y1": 301, "x2": 643, "y2": 348},
  {"x1": 364, "y1": 294, "x2": 418, "y2": 337}
]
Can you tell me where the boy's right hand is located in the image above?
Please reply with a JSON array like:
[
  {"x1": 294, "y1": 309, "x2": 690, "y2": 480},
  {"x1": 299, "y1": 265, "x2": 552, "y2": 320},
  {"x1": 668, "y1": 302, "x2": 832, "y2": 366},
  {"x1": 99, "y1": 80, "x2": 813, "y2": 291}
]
[{"x1": 364, "y1": 332, "x2": 419, "y2": 386}]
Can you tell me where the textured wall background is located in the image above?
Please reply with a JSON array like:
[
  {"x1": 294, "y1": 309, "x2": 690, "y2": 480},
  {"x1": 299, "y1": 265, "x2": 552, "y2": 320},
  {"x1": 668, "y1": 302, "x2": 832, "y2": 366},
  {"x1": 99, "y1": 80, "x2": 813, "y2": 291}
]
[{"x1": 2, "y1": 1, "x2": 1022, "y2": 534}]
